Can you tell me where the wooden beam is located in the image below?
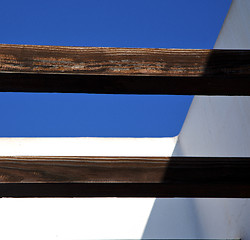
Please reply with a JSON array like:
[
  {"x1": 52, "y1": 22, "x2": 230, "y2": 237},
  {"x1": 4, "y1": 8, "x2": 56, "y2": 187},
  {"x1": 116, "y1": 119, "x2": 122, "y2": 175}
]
[
  {"x1": 0, "y1": 156, "x2": 250, "y2": 197},
  {"x1": 0, "y1": 44, "x2": 250, "y2": 95}
]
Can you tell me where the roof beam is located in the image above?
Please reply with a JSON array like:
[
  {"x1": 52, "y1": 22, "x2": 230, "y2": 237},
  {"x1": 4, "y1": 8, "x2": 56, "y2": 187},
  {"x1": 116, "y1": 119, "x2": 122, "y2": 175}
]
[
  {"x1": 0, "y1": 44, "x2": 250, "y2": 95},
  {"x1": 0, "y1": 156, "x2": 250, "y2": 197}
]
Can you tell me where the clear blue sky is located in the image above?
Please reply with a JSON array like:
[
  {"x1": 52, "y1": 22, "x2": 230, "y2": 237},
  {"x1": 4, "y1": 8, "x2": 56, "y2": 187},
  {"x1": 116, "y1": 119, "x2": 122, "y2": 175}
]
[{"x1": 0, "y1": 0, "x2": 231, "y2": 137}]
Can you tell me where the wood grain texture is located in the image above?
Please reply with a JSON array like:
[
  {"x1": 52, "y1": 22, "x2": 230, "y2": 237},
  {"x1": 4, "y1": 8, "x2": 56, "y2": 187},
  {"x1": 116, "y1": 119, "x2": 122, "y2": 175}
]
[
  {"x1": 0, "y1": 156, "x2": 250, "y2": 197},
  {"x1": 0, "y1": 44, "x2": 250, "y2": 95}
]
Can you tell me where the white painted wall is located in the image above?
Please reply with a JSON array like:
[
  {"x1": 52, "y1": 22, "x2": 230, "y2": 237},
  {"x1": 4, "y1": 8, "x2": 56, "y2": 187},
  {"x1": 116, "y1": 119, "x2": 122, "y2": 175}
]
[
  {"x1": 215, "y1": 0, "x2": 250, "y2": 49},
  {"x1": 0, "y1": 138, "x2": 175, "y2": 240},
  {"x1": 174, "y1": 0, "x2": 250, "y2": 157},
  {"x1": 0, "y1": 137, "x2": 177, "y2": 156},
  {"x1": 1, "y1": 1, "x2": 250, "y2": 240},
  {"x1": 143, "y1": 198, "x2": 249, "y2": 239},
  {"x1": 0, "y1": 198, "x2": 155, "y2": 240},
  {"x1": 143, "y1": 1, "x2": 250, "y2": 240},
  {"x1": 0, "y1": 137, "x2": 175, "y2": 240},
  {"x1": 173, "y1": 96, "x2": 250, "y2": 157}
]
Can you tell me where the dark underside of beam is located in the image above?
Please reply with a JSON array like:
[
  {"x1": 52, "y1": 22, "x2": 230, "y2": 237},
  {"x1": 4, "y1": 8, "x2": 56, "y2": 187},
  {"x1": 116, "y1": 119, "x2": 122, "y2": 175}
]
[
  {"x1": 0, "y1": 44, "x2": 250, "y2": 95},
  {"x1": 0, "y1": 156, "x2": 250, "y2": 197},
  {"x1": 1, "y1": 73, "x2": 250, "y2": 95}
]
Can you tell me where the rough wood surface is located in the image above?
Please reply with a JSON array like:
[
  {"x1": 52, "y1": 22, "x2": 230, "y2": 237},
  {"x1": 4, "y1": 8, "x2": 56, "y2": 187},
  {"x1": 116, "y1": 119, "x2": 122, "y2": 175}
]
[
  {"x1": 0, "y1": 44, "x2": 250, "y2": 95},
  {"x1": 0, "y1": 156, "x2": 250, "y2": 197}
]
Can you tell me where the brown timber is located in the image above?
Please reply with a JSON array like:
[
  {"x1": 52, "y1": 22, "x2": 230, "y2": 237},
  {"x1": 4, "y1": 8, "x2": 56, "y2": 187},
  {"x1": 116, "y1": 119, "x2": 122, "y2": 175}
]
[
  {"x1": 0, "y1": 44, "x2": 250, "y2": 95},
  {"x1": 0, "y1": 156, "x2": 250, "y2": 197}
]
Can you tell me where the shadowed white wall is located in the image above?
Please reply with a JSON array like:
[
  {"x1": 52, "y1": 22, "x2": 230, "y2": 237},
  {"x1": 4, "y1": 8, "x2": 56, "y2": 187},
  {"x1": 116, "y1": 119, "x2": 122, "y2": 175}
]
[{"x1": 142, "y1": 1, "x2": 250, "y2": 240}]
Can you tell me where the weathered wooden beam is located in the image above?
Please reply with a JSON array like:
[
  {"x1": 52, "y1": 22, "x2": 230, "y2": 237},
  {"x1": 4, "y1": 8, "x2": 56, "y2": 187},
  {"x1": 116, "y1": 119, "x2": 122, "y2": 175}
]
[
  {"x1": 0, "y1": 156, "x2": 250, "y2": 197},
  {"x1": 0, "y1": 44, "x2": 250, "y2": 95}
]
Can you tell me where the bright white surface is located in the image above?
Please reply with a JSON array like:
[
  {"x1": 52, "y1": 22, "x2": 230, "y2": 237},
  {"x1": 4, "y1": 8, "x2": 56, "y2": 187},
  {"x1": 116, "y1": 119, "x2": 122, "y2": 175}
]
[
  {"x1": 0, "y1": 137, "x2": 177, "y2": 156},
  {"x1": 0, "y1": 197, "x2": 247, "y2": 240},
  {"x1": 0, "y1": 198, "x2": 155, "y2": 240}
]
